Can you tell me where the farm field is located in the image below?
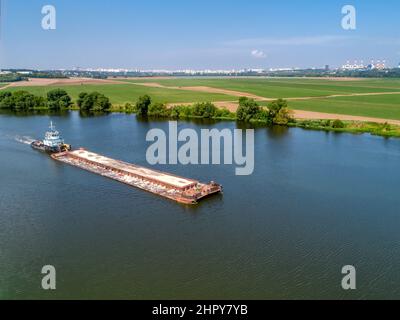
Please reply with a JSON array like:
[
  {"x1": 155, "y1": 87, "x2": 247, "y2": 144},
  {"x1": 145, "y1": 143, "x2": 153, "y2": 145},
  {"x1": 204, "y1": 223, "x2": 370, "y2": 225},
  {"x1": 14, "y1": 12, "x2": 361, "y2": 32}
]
[
  {"x1": 4, "y1": 83, "x2": 236, "y2": 105},
  {"x1": 287, "y1": 94, "x2": 400, "y2": 120},
  {"x1": 119, "y1": 77, "x2": 400, "y2": 120},
  {"x1": 119, "y1": 77, "x2": 400, "y2": 99},
  {"x1": 3, "y1": 77, "x2": 400, "y2": 121}
]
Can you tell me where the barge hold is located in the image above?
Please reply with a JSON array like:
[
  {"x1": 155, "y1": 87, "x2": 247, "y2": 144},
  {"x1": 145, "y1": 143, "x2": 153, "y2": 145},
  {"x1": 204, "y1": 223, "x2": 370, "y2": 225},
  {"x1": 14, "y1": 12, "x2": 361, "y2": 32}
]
[{"x1": 51, "y1": 149, "x2": 222, "y2": 204}]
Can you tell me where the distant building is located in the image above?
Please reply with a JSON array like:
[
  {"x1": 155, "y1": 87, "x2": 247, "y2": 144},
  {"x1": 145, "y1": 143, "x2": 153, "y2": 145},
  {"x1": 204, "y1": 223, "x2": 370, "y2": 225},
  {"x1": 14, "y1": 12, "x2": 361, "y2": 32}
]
[
  {"x1": 325, "y1": 65, "x2": 330, "y2": 71},
  {"x1": 375, "y1": 60, "x2": 386, "y2": 70}
]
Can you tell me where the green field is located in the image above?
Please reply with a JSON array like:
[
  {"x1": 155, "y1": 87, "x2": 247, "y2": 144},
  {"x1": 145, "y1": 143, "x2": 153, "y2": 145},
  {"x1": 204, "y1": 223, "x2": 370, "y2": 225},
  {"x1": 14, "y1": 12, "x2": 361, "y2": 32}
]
[
  {"x1": 5, "y1": 83, "x2": 236, "y2": 105},
  {"x1": 4, "y1": 77, "x2": 400, "y2": 120},
  {"x1": 118, "y1": 77, "x2": 400, "y2": 120},
  {"x1": 287, "y1": 94, "x2": 400, "y2": 120},
  {"x1": 119, "y1": 77, "x2": 400, "y2": 98},
  {"x1": 116, "y1": 78, "x2": 400, "y2": 119}
]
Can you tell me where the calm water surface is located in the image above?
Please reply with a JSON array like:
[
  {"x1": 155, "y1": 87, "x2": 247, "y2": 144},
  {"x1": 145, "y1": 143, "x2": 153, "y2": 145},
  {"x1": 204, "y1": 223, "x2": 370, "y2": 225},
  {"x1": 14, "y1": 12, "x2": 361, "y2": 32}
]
[{"x1": 1, "y1": 112, "x2": 400, "y2": 299}]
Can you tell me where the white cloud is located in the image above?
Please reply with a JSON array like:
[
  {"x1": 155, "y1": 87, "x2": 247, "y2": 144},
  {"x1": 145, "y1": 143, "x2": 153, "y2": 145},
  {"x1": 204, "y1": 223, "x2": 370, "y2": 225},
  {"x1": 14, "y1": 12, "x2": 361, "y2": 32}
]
[{"x1": 251, "y1": 50, "x2": 267, "y2": 59}]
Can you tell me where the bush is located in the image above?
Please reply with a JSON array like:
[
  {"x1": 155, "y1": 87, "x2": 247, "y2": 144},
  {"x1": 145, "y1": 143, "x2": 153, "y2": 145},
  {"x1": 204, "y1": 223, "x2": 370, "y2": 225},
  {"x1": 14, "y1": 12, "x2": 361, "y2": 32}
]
[
  {"x1": 268, "y1": 99, "x2": 287, "y2": 118},
  {"x1": 135, "y1": 95, "x2": 151, "y2": 116},
  {"x1": 266, "y1": 99, "x2": 294, "y2": 125},
  {"x1": 124, "y1": 103, "x2": 137, "y2": 113},
  {"x1": 170, "y1": 105, "x2": 193, "y2": 118},
  {"x1": 77, "y1": 92, "x2": 111, "y2": 112},
  {"x1": 0, "y1": 92, "x2": 12, "y2": 109},
  {"x1": 215, "y1": 107, "x2": 236, "y2": 119},
  {"x1": 273, "y1": 107, "x2": 294, "y2": 125},
  {"x1": 332, "y1": 119, "x2": 345, "y2": 128},
  {"x1": 236, "y1": 97, "x2": 261, "y2": 122},
  {"x1": 47, "y1": 89, "x2": 72, "y2": 110},
  {"x1": 148, "y1": 102, "x2": 171, "y2": 118},
  {"x1": 321, "y1": 120, "x2": 331, "y2": 127},
  {"x1": 0, "y1": 90, "x2": 45, "y2": 110},
  {"x1": 192, "y1": 102, "x2": 217, "y2": 118}
]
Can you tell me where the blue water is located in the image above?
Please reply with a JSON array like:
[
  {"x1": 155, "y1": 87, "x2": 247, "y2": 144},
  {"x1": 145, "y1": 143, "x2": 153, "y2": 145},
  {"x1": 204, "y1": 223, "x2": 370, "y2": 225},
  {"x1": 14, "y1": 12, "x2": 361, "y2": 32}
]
[{"x1": 1, "y1": 112, "x2": 400, "y2": 299}]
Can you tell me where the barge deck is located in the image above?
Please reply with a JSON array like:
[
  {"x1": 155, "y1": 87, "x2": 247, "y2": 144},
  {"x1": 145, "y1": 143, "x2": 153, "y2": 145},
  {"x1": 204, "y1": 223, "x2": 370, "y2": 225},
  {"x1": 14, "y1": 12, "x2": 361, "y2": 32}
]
[{"x1": 51, "y1": 149, "x2": 222, "y2": 204}]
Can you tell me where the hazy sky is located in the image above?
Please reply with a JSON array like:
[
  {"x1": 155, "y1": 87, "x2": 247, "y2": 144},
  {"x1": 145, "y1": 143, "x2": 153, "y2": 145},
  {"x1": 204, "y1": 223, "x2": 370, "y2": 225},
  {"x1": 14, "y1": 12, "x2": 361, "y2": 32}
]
[{"x1": 1, "y1": 0, "x2": 400, "y2": 69}]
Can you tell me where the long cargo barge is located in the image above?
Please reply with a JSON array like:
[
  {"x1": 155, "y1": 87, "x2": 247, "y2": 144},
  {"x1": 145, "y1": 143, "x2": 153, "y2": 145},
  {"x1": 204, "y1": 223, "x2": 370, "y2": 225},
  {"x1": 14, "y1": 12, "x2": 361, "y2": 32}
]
[{"x1": 51, "y1": 149, "x2": 222, "y2": 205}]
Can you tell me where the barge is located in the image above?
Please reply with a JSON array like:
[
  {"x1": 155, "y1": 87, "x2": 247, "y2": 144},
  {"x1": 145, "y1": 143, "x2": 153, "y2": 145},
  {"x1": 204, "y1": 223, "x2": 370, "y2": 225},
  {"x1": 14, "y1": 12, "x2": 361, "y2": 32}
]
[
  {"x1": 52, "y1": 149, "x2": 222, "y2": 204},
  {"x1": 32, "y1": 122, "x2": 222, "y2": 204}
]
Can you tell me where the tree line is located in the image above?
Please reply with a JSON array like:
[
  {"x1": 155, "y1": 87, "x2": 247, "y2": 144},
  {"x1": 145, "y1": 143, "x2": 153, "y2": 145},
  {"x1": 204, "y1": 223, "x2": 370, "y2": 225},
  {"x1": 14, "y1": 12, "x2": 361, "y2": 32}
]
[
  {"x1": 129, "y1": 94, "x2": 294, "y2": 125},
  {"x1": 127, "y1": 94, "x2": 235, "y2": 120},
  {"x1": 0, "y1": 89, "x2": 294, "y2": 125},
  {"x1": 0, "y1": 89, "x2": 110, "y2": 112},
  {"x1": 0, "y1": 74, "x2": 27, "y2": 82}
]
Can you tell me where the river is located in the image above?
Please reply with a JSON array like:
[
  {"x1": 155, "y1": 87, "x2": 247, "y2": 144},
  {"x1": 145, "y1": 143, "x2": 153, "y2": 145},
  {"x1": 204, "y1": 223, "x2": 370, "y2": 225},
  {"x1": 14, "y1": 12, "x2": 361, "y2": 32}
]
[{"x1": 1, "y1": 111, "x2": 400, "y2": 299}]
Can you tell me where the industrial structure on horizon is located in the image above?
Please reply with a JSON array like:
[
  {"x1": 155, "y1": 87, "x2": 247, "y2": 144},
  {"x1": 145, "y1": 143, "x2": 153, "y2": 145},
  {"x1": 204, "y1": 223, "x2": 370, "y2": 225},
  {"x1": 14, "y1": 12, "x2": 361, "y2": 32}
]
[{"x1": 3, "y1": 59, "x2": 400, "y2": 78}]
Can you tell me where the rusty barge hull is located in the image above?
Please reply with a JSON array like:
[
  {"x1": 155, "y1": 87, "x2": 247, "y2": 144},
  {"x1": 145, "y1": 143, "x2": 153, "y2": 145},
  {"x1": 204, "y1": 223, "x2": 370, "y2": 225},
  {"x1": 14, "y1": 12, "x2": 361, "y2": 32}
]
[{"x1": 51, "y1": 149, "x2": 222, "y2": 205}]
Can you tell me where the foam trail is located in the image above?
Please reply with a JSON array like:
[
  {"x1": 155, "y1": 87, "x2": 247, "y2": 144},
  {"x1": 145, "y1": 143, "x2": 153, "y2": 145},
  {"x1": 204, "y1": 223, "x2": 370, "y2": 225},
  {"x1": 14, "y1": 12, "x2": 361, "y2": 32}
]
[{"x1": 15, "y1": 135, "x2": 35, "y2": 145}]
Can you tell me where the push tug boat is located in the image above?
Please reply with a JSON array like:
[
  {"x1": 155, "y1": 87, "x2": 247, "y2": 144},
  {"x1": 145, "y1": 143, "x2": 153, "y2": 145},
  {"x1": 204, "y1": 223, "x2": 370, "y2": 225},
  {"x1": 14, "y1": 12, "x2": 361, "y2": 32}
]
[{"x1": 31, "y1": 121, "x2": 71, "y2": 153}]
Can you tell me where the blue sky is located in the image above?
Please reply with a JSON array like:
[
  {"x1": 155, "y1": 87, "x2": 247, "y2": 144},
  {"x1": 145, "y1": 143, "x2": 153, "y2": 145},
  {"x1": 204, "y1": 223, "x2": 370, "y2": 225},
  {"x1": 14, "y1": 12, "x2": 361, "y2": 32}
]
[{"x1": 1, "y1": 0, "x2": 400, "y2": 69}]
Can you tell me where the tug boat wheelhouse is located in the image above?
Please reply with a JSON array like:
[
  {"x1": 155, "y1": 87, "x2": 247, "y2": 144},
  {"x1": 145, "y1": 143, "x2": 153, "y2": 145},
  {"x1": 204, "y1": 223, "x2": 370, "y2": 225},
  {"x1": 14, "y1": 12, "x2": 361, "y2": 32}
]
[{"x1": 31, "y1": 121, "x2": 71, "y2": 153}]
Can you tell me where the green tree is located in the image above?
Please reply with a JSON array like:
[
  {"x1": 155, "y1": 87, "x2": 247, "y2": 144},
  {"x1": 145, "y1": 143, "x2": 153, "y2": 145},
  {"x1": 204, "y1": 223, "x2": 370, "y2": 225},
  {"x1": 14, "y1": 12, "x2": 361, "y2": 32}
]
[
  {"x1": 0, "y1": 92, "x2": 13, "y2": 109},
  {"x1": 267, "y1": 99, "x2": 287, "y2": 119},
  {"x1": 47, "y1": 89, "x2": 72, "y2": 110},
  {"x1": 90, "y1": 92, "x2": 111, "y2": 111},
  {"x1": 332, "y1": 119, "x2": 345, "y2": 128},
  {"x1": 170, "y1": 106, "x2": 181, "y2": 118},
  {"x1": 77, "y1": 92, "x2": 88, "y2": 109},
  {"x1": 77, "y1": 92, "x2": 111, "y2": 112},
  {"x1": 148, "y1": 102, "x2": 171, "y2": 117},
  {"x1": 193, "y1": 102, "x2": 217, "y2": 118},
  {"x1": 236, "y1": 97, "x2": 261, "y2": 122},
  {"x1": 124, "y1": 103, "x2": 136, "y2": 113},
  {"x1": 135, "y1": 95, "x2": 151, "y2": 116},
  {"x1": 215, "y1": 107, "x2": 235, "y2": 119},
  {"x1": 274, "y1": 107, "x2": 294, "y2": 125},
  {"x1": 0, "y1": 91, "x2": 45, "y2": 110},
  {"x1": 12, "y1": 91, "x2": 44, "y2": 110},
  {"x1": 267, "y1": 99, "x2": 293, "y2": 125}
]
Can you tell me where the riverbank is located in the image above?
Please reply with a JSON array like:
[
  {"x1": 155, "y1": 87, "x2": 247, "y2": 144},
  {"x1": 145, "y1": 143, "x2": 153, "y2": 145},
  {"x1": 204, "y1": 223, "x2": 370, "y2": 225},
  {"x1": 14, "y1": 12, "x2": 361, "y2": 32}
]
[
  {"x1": 2, "y1": 88, "x2": 400, "y2": 138},
  {"x1": 7, "y1": 105, "x2": 400, "y2": 139},
  {"x1": 108, "y1": 103, "x2": 400, "y2": 139},
  {"x1": 289, "y1": 119, "x2": 400, "y2": 138}
]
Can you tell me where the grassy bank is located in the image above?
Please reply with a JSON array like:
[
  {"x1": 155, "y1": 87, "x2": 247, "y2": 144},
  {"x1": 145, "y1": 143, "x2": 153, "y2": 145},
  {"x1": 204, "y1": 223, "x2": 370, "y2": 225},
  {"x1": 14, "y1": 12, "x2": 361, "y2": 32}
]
[
  {"x1": 2, "y1": 82, "x2": 400, "y2": 138},
  {"x1": 111, "y1": 97, "x2": 400, "y2": 139},
  {"x1": 289, "y1": 119, "x2": 400, "y2": 138}
]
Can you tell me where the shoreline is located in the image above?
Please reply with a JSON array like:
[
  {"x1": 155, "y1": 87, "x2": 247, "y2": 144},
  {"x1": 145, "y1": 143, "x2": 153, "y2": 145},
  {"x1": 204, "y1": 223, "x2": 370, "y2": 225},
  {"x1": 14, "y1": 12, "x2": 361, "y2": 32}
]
[{"x1": 2, "y1": 107, "x2": 400, "y2": 138}]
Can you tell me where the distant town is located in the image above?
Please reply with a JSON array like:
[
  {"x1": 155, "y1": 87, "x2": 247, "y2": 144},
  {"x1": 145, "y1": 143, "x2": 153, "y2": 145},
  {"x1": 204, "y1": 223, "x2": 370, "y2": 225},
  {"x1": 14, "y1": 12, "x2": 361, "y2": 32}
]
[{"x1": 2, "y1": 60, "x2": 400, "y2": 80}]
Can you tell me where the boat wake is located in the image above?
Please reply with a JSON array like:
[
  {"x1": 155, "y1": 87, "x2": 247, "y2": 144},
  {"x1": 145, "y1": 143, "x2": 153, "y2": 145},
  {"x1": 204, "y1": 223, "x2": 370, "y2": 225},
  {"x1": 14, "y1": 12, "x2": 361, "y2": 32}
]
[{"x1": 14, "y1": 135, "x2": 35, "y2": 145}]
